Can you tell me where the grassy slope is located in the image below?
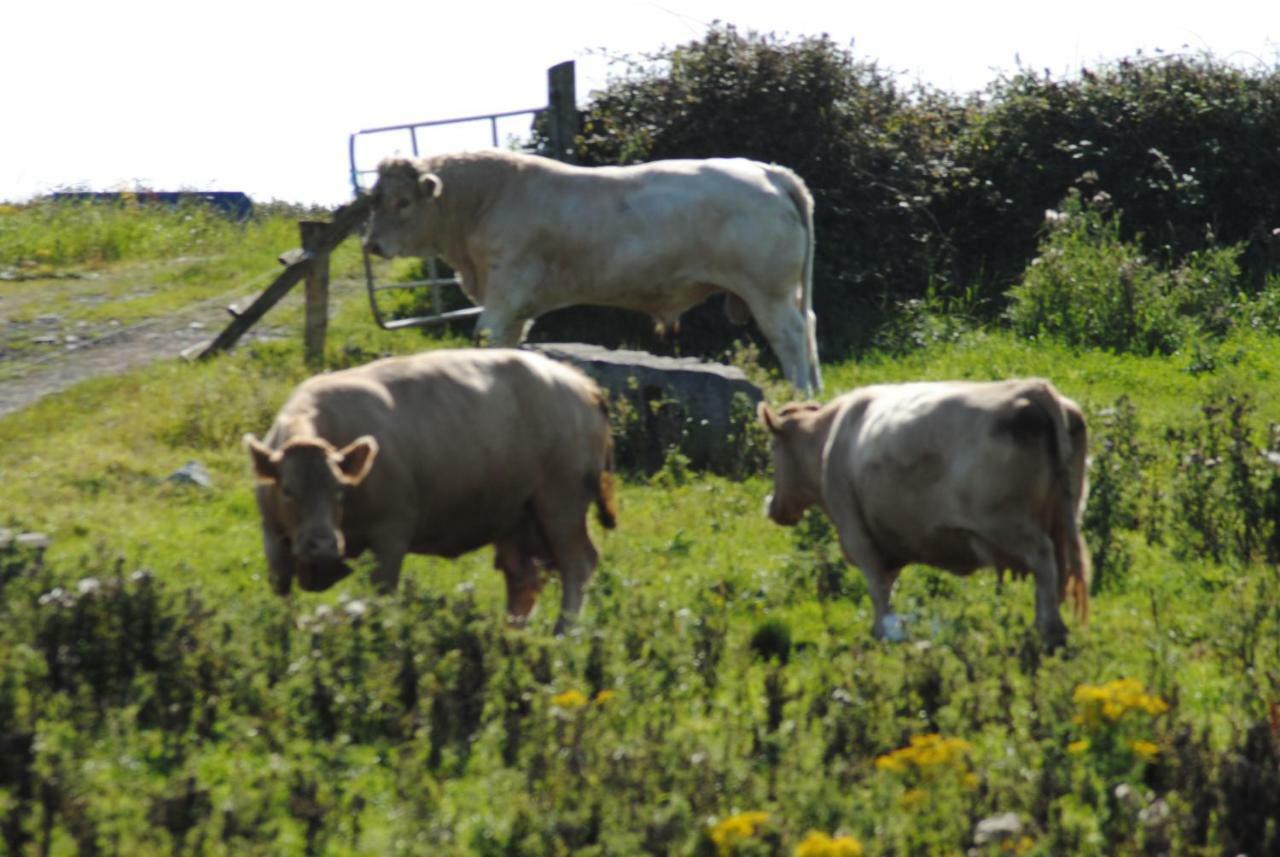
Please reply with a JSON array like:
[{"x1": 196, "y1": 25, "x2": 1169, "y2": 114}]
[{"x1": 2, "y1": 211, "x2": 1278, "y2": 854}]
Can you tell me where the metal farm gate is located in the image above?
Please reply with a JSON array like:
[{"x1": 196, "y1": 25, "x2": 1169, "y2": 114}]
[{"x1": 347, "y1": 61, "x2": 577, "y2": 331}]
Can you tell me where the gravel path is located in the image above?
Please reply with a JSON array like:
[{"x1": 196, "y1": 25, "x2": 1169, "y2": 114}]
[{"x1": 0, "y1": 289, "x2": 282, "y2": 417}]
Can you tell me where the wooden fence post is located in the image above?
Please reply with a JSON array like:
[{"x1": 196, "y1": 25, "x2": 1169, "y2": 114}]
[
  {"x1": 299, "y1": 220, "x2": 330, "y2": 367},
  {"x1": 547, "y1": 61, "x2": 577, "y2": 163},
  {"x1": 197, "y1": 196, "x2": 368, "y2": 361}
]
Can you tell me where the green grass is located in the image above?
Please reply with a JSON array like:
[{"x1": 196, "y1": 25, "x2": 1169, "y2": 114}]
[
  {"x1": 2, "y1": 208, "x2": 1279, "y2": 854},
  {"x1": 0, "y1": 199, "x2": 367, "y2": 330}
]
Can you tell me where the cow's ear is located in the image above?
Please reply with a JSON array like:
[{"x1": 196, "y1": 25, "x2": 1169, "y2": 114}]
[
  {"x1": 245, "y1": 434, "x2": 280, "y2": 483},
  {"x1": 419, "y1": 172, "x2": 443, "y2": 199},
  {"x1": 336, "y1": 436, "x2": 379, "y2": 485},
  {"x1": 757, "y1": 402, "x2": 782, "y2": 434}
]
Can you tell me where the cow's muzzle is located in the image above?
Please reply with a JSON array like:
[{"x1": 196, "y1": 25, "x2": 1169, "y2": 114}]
[
  {"x1": 764, "y1": 493, "x2": 803, "y2": 526},
  {"x1": 294, "y1": 558, "x2": 355, "y2": 592}
]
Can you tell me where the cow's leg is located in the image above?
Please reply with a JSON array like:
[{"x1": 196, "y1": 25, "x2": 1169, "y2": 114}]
[
  {"x1": 530, "y1": 498, "x2": 600, "y2": 635},
  {"x1": 822, "y1": 486, "x2": 900, "y2": 639},
  {"x1": 369, "y1": 538, "x2": 409, "y2": 595},
  {"x1": 976, "y1": 527, "x2": 1067, "y2": 649},
  {"x1": 494, "y1": 538, "x2": 544, "y2": 627},
  {"x1": 863, "y1": 563, "x2": 904, "y2": 640},
  {"x1": 263, "y1": 528, "x2": 294, "y2": 596},
  {"x1": 551, "y1": 527, "x2": 598, "y2": 636},
  {"x1": 743, "y1": 294, "x2": 815, "y2": 393}
]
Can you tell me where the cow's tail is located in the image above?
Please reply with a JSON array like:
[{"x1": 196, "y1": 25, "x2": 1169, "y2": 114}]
[
  {"x1": 591, "y1": 391, "x2": 619, "y2": 530},
  {"x1": 772, "y1": 165, "x2": 821, "y2": 391},
  {"x1": 1022, "y1": 381, "x2": 1090, "y2": 624}
]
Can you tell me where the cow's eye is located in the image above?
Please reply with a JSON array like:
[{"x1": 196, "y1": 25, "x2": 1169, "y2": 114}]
[{"x1": 396, "y1": 198, "x2": 411, "y2": 212}]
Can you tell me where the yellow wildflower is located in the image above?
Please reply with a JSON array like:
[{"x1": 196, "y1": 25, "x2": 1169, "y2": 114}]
[
  {"x1": 594, "y1": 689, "x2": 616, "y2": 705},
  {"x1": 794, "y1": 830, "x2": 864, "y2": 857},
  {"x1": 900, "y1": 788, "x2": 927, "y2": 809},
  {"x1": 1015, "y1": 835, "x2": 1036, "y2": 855},
  {"x1": 1129, "y1": 739, "x2": 1159, "y2": 759},
  {"x1": 1067, "y1": 739, "x2": 1090, "y2": 755},
  {"x1": 1073, "y1": 678, "x2": 1167, "y2": 729},
  {"x1": 709, "y1": 811, "x2": 769, "y2": 856},
  {"x1": 550, "y1": 689, "x2": 588, "y2": 709},
  {"x1": 875, "y1": 733, "x2": 972, "y2": 774},
  {"x1": 874, "y1": 754, "x2": 906, "y2": 774}
]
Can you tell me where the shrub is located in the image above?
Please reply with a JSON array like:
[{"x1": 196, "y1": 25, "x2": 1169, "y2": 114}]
[
  {"x1": 1006, "y1": 191, "x2": 1185, "y2": 353},
  {"x1": 946, "y1": 55, "x2": 1280, "y2": 297}
]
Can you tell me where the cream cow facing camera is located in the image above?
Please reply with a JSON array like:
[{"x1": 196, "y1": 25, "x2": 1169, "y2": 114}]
[{"x1": 244, "y1": 348, "x2": 617, "y2": 633}]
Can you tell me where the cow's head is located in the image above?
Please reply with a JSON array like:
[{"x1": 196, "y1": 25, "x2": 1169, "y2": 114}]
[
  {"x1": 363, "y1": 157, "x2": 442, "y2": 258},
  {"x1": 758, "y1": 401, "x2": 826, "y2": 526},
  {"x1": 245, "y1": 434, "x2": 379, "y2": 593}
]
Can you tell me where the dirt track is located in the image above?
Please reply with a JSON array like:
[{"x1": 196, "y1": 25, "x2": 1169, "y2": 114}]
[{"x1": 0, "y1": 289, "x2": 280, "y2": 418}]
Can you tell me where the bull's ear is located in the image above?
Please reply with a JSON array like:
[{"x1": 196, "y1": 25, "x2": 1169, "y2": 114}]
[
  {"x1": 245, "y1": 434, "x2": 280, "y2": 483},
  {"x1": 419, "y1": 172, "x2": 443, "y2": 198},
  {"x1": 757, "y1": 402, "x2": 782, "y2": 434},
  {"x1": 336, "y1": 436, "x2": 379, "y2": 485}
]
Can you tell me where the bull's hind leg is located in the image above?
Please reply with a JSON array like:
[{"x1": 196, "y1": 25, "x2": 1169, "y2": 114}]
[{"x1": 745, "y1": 294, "x2": 816, "y2": 393}]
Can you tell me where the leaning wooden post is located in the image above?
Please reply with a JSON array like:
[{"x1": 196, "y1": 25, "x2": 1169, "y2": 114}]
[
  {"x1": 299, "y1": 220, "x2": 330, "y2": 367},
  {"x1": 547, "y1": 60, "x2": 577, "y2": 164}
]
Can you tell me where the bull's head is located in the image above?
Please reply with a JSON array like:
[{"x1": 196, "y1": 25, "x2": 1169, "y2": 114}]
[
  {"x1": 363, "y1": 157, "x2": 442, "y2": 259},
  {"x1": 244, "y1": 434, "x2": 379, "y2": 593},
  {"x1": 758, "y1": 401, "x2": 825, "y2": 526}
]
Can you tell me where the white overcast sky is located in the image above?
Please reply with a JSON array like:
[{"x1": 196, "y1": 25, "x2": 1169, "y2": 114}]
[{"x1": 4, "y1": 0, "x2": 1276, "y2": 206}]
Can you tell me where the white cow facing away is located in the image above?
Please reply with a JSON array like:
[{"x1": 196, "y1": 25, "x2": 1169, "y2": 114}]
[
  {"x1": 362, "y1": 150, "x2": 822, "y2": 393},
  {"x1": 758, "y1": 379, "x2": 1090, "y2": 648}
]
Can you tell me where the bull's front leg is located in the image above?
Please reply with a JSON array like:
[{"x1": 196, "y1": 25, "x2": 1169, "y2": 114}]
[
  {"x1": 474, "y1": 306, "x2": 534, "y2": 348},
  {"x1": 472, "y1": 266, "x2": 540, "y2": 347}
]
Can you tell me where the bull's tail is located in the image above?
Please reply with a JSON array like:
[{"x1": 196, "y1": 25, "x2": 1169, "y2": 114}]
[
  {"x1": 1021, "y1": 381, "x2": 1090, "y2": 624},
  {"x1": 771, "y1": 165, "x2": 821, "y2": 392},
  {"x1": 592, "y1": 392, "x2": 618, "y2": 530}
]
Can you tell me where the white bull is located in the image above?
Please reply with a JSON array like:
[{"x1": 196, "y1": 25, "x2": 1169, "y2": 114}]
[{"x1": 363, "y1": 150, "x2": 822, "y2": 392}]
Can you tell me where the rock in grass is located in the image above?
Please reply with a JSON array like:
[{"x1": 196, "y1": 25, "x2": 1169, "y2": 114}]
[
  {"x1": 167, "y1": 460, "x2": 213, "y2": 489},
  {"x1": 973, "y1": 812, "x2": 1023, "y2": 846}
]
